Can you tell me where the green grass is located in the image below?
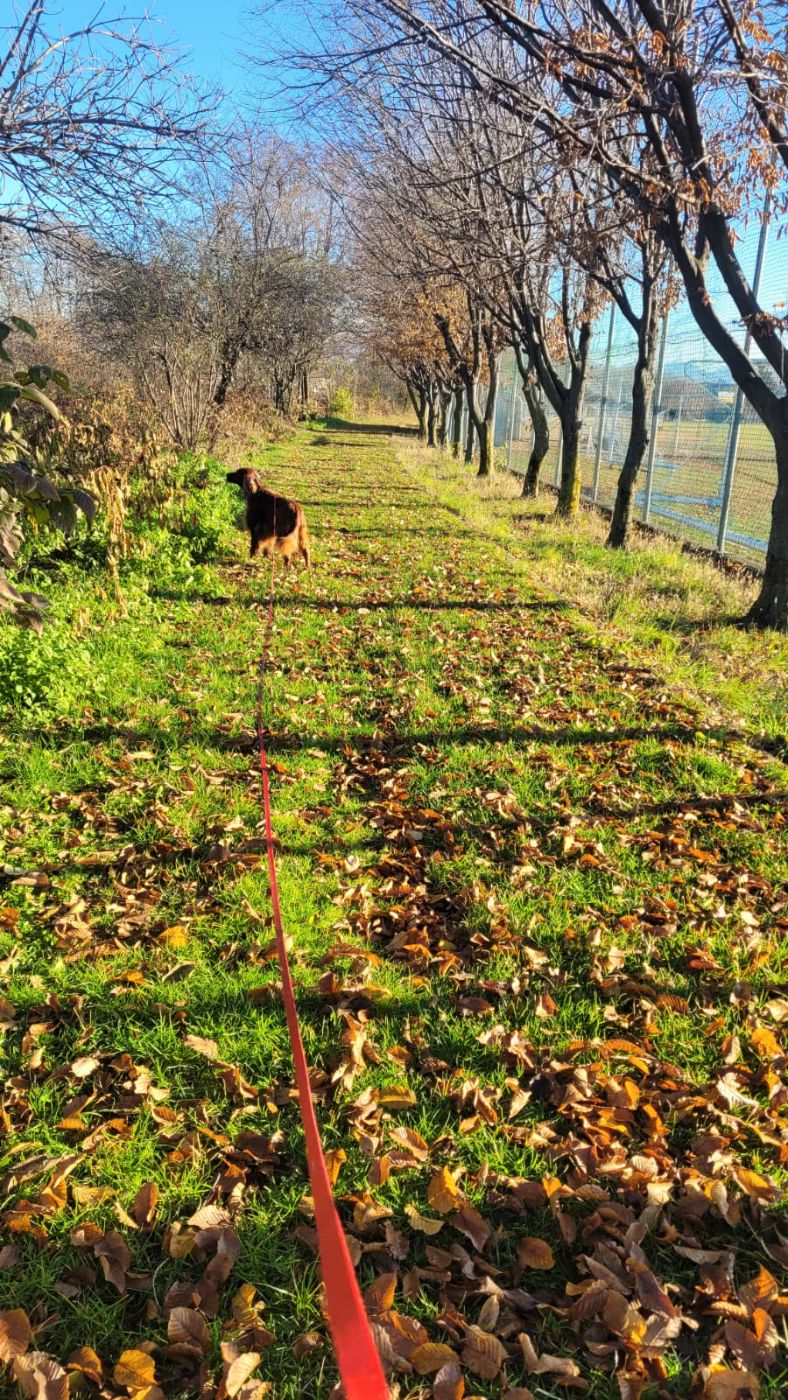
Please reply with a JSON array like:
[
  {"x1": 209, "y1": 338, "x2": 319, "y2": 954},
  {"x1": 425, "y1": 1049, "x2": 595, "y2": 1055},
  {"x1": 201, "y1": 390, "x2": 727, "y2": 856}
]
[{"x1": 1, "y1": 420, "x2": 787, "y2": 1398}]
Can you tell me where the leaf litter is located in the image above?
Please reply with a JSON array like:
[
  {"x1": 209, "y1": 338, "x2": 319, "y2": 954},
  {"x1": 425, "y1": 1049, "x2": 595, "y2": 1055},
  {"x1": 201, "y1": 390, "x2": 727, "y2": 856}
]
[{"x1": 1, "y1": 424, "x2": 787, "y2": 1397}]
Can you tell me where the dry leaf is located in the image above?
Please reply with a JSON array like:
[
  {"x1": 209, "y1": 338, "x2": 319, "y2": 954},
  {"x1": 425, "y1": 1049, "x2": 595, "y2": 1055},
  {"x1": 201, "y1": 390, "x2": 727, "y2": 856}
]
[
  {"x1": 517, "y1": 1237, "x2": 555, "y2": 1270},
  {"x1": 13, "y1": 1352, "x2": 69, "y2": 1400},
  {"x1": 365, "y1": 1272, "x2": 396, "y2": 1313},
  {"x1": 132, "y1": 1182, "x2": 159, "y2": 1229},
  {"x1": 432, "y1": 1360, "x2": 465, "y2": 1399},
  {"x1": 411, "y1": 1342, "x2": 459, "y2": 1374},
  {"x1": 0, "y1": 1308, "x2": 31, "y2": 1361},
  {"x1": 183, "y1": 1033, "x2": 219, "y2": 1061},
  {"x1": 113, "y1": 1349, "x2": 157, "y2": 1391},
  {"x1": 168, "y1": 1307, "x2": 210, "y2": 1354},
  {"x1": 428, "y1": 1167, "x2": 463, "y2": 1214},
  {"x1": 405, "y1": 1204, "x2": 444, "y2": 1235}
]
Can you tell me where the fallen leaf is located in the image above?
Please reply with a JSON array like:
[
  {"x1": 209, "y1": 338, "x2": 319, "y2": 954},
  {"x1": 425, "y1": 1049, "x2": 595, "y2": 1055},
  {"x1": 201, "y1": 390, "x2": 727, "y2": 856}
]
[
  {"x1": 365, "y1": 1272, "x2": 396, "y2": 1313},
  {"x1": 168, "y1": 1307, "x2": 210, "y2": 1354},
  {"x1": 113, "y1": 1349, "x2": 157, "y2": 1391},
  {"x1": 183, "y1": 1033, "x2": 219, "y2": 1061},
  {"x1": 517, "y1": 1237, "x2": 555, "y2": 1270},
  {"x1": 0, "y1": 1308, "x2": 31, "y2": 1361},
  {"x1": 405, "y1": 1204, "x2": 444, "y2": 1235},
  {"x1": 411, "y1": 1342, "x2": 459, "y2": 1374},
  {"x1": 428, "y1": 1167, "x2": 463, "y2": 1214},
  {"x1": 132, "y1": 1182, "x2": 159, "y2": 1229},
  {"x1": 13, "y1": 1352, "x2": 69, "y2": 1400}
]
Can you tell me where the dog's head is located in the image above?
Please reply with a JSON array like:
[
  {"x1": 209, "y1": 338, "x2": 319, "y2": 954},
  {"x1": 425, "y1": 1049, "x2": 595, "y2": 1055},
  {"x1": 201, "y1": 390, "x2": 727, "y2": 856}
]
[{"x1": 226, "y1": 468, "x2": 264, "y2": 494}]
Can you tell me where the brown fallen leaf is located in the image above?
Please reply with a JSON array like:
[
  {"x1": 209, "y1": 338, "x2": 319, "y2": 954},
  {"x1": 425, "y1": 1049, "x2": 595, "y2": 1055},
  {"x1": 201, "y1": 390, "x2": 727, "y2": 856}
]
[
  {"x1": 132, "y1": 1182, "x2": 159, "y2": 1229},
  {"x1": 183, "y1": 1033, "x2": 219, "y2": 1061},
  {"x1": 159, "y1": 925, "x2": 190, "y2": 947},
  {"x1": 65, "y1": 1348, "x2": 104, "y2": 1387},
  {"x1": 168, "y1": 1307, "x2": 210, "y2": 1354},
  {"x1": 70, "y1": 1056, "x2": 101, "y2": 1079},
  {"x1": 13, "y1": 1352, "x2": 69, "y2": 1400},
  {"x1": 517, "y1": 1237, "x2": 555, "y2": 1270},
  {"x1": 292, "y1": 1331, "x2": 323, "y2": 1360},
  {"x1": 461, "y1": 1325, "x2": 507, "y2": 1380},
  {"x1": 0, "y1": 1308, "x2": 31, "y2": 1362},
  {"x1": 701, "y1": 1367, "x2": 759, "y2": 1399},
  {"x1": 113, "y1": 1349, "x2": 157, "y2": 1391},
  {"x1": 324, "y1": 1148, "x2": 346, "y2": 1186},
  {"x1": 452, "y1": 1203, "x2": 490, "y2": 1252},
  {"x1": 365, "y1": 1272, "x2": 397, "y2": 1313},
  {"x1": 411, "y1": 1342, "x2": 459, "y2": 1375},
  {"x1": 432, "y1": 1359, "x2": 465, "y2": 1399},
  {"x1": 405, "y1": 1203, "x2": 444, "y2": 1235},
  {"x1": 428, "y1": 1167, "x2": 464, "y2": 1214},
  {"x1": 224, "y1": 1350, "x2": 261, "y2": 1398}
]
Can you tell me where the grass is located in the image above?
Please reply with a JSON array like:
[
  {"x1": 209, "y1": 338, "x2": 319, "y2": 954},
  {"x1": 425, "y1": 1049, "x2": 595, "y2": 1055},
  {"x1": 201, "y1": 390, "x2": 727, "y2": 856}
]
[
  {"x1": 406, "y1": 437, "x2": 788, "y2": 747},
  {"x1": 1, "y1": 419, "x2": 787, "y2": 1398}
]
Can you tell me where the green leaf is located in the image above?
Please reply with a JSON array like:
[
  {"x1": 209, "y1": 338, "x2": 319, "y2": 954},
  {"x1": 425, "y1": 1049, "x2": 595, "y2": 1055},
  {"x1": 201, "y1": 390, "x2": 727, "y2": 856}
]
[
  {"x1": 9, "y1": 316, "x2": 36, "y2": 338},
  {"x1": 16, "y1": 384, "x2": 61, "y2": 420}
]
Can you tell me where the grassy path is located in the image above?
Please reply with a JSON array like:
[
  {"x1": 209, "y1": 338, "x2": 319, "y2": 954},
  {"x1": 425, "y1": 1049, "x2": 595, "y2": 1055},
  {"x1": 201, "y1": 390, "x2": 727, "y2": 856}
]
[{"x1": 1, "y1": 421, "x2": 787, "y2": 1399}]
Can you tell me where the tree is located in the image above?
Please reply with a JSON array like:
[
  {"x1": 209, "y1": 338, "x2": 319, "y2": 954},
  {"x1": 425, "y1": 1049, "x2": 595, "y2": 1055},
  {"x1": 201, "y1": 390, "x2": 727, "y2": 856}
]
[
  {"x1": 83, "y1": 133, "x2": 343, "y2": 444},
  {"x1": 0, "y1": 0, "x2": 216, "y2": 246},
  {"x1": 324, "y1": 0, "x2": 788, "y2": 623}
]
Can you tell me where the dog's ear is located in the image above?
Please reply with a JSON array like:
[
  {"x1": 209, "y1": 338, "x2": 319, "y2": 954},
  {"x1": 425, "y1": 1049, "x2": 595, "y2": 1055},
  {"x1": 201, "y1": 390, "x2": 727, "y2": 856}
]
[{"x1": 245, "y1": 471, "x2": 262, "y2": 494}]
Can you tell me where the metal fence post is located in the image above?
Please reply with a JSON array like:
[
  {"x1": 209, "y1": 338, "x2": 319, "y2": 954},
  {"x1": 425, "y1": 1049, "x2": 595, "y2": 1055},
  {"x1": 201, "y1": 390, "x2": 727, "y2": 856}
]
[
  {"x1": 505, "y1": 355, "x2": 517, "y2": 469},
  {"x1": 716, "y1": 192, "x2": 772, "y2": 555},
  {"x1": 593, "y1": 304, "x2": 616, "y2": 502},
  {"x1": 643, "y1": 309, "x2": 670, "y2": 525}
]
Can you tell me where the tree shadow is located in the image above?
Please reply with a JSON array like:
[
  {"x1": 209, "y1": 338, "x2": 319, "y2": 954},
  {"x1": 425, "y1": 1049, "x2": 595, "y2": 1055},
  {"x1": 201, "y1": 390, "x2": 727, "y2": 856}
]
[
  {"x1": 150, "y1": 588, "x2": 568, "y2": 614},
  {"x1": 652, "y1": 611, "x2": 749, "y2": 635},
  {"x1": 323, "y1": 418, "x2": 418, "y2": 437}
]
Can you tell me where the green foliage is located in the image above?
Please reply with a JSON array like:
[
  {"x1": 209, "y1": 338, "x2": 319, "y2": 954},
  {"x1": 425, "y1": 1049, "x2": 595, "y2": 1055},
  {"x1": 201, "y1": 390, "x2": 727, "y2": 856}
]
[
  {"x1": 327, "y1": 386, "x2": 353, "y2": 418},
  {"x1": 0, "y1": 614, "x2": 97, "y2": 715}
]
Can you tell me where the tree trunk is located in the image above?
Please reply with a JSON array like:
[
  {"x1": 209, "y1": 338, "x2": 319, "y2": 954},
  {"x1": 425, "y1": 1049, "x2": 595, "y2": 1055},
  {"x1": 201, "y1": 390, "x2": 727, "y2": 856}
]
[
  {"x1": 555, "y1": 325, "x2": 591, "y2": 518},
  {"x1": 451, "y1": 387, "x2": 463, "y2": 458},
  {"x1": 427, "y1": 391, "x2": 437, "y2": 448},
  {"x1": 438, "y1": 390, "x2": 452, "y2": 448},
  {"x1": 406, "y1": 380, "x2": 428, "y2": 439},
  {"x1": 746, "y1": 426, "x2": 788, "y2": 631},
  {"x1": 608, "y1": 342, "x2": 655, "y2": 548},
  {"x1": 477, "y1": 352, "x2": 498, "y2": 478},
  {"x1": 477, "y1": 419, "x2": 494, "y2": 477},
  {"x1": 521, "y1": 380, "x2": 549, "y2": 497},
  {"x1": 464, "y1": 378, "x2": 477, "y2": 463},
  {"x1": 557, "y1": 407, "x2": 581, "y2": 517}
]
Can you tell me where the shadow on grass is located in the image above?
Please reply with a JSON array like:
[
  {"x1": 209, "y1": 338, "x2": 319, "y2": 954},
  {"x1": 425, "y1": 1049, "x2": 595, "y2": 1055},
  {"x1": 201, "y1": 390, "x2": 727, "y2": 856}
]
[
  {"x1": 151, "y1": 588, "x2": 568, "y2": 615},
  {"x1": 322, "y1": 417, "x2": 418, "y2": 437}
]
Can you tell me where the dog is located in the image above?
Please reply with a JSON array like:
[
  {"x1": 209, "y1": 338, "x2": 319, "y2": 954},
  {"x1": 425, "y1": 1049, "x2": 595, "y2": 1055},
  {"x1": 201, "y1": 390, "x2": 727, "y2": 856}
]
[{"x1": 226, "y1": 468, "x2": 311, "y2": 571}]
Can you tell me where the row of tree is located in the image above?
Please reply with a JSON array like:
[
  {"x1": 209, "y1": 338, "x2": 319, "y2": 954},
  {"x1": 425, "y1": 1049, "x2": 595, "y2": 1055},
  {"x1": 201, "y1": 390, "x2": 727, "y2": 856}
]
[{"x1": 277, "y1": 0, "x2": 788, "y2": 631}]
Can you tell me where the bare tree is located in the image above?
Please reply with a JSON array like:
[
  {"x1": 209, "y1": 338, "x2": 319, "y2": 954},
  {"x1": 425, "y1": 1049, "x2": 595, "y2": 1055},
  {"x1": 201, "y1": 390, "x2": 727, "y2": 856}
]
[
  {"x1": 0, "y1": 1, "x2": 217, "y2": 246},
  {"x1": 302, "y1": 0, "x2": 788, "y2": 623}
]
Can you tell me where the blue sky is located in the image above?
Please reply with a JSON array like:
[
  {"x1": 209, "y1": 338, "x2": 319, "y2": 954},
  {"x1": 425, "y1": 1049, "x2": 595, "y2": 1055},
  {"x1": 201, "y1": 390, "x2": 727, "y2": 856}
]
[{"x1": 51, "y1": 0, "x2": 306, "y2": 100}]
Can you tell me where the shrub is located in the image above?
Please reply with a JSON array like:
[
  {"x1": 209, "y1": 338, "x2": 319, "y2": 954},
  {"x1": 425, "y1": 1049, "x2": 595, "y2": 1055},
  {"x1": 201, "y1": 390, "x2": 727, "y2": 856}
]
[
  {"x1": 327, "y1": 387, "x2": 353, "y2": 419},
  {"x1": 0, "y1": 615, "x2": 97, "y2": 715}
]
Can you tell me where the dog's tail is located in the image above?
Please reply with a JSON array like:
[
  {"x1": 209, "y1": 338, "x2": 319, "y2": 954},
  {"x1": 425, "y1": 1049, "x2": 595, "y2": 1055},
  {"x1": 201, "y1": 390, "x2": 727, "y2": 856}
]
[{"x1": 298, "y1": 511, "x2": 312, "y2": 574}]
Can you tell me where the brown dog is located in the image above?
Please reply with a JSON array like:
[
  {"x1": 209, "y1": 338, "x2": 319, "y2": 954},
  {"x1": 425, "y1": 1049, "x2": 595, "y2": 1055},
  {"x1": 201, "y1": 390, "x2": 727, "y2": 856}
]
[{"x1": 226, "y1": 468, "x2": 311, "y2": 571}]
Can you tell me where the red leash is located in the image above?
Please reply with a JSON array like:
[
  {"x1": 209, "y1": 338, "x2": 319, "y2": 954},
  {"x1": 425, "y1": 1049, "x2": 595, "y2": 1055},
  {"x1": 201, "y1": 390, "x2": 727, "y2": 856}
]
[{"x1": 255, "y1": 560, "x2": 389, "y2": 1400}]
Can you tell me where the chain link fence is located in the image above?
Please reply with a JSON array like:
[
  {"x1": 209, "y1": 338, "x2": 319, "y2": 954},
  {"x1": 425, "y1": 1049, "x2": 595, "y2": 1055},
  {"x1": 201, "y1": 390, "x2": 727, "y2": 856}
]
[{"x1": 485, "y1": 209, "x2": 787, "y2": 568}]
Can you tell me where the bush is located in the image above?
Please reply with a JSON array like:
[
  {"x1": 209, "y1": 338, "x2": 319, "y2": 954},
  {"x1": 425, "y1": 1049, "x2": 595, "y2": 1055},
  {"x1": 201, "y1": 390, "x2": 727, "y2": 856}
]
[
  {"x1": 0, "y1": 615, "x2": 98, "y2": 715},
  {"x1": 327, "y1": 387, "x2": 354, "y2": 419}
]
